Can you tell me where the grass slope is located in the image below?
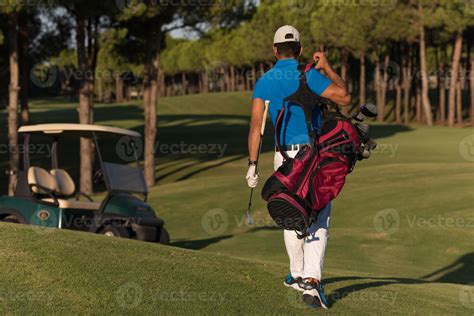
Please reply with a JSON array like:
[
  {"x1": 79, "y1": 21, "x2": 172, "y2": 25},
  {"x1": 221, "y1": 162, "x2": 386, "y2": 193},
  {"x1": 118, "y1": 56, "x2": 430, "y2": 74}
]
[
  {"x1": 0, "y1": 223, "x2": 472, "y2": 314},
  {"x1": 1, "y1": 92, "x2": 474, "y2": 314}
]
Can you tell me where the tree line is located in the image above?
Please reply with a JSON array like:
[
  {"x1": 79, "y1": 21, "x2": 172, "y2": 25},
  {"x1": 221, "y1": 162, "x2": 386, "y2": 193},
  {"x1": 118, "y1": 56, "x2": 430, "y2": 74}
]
[{"x1": 0, "y1": 0, "x2": 473, "y2": 195}]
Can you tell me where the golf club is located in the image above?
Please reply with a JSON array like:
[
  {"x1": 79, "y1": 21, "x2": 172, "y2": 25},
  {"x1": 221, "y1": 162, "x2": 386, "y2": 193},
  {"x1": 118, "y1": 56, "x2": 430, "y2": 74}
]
[{"x1": 246, "y1": 100, "x2": 270, "y2": 225}]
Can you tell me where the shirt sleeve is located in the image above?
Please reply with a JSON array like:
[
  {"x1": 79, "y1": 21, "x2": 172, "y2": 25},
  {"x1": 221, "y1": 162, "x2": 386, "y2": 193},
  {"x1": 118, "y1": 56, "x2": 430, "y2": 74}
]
[
  {"x1": 252, "y1": 77, "x2": 266, "y2": 100},
  {"x1": 307, "y1": 68, "x2": 332, "y2": 96}
]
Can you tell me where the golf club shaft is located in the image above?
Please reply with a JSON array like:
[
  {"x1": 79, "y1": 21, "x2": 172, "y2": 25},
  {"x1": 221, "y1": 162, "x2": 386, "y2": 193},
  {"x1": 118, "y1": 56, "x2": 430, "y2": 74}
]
[{"x1": 246, "y1": 100, "x2": 270, "y2": 224}]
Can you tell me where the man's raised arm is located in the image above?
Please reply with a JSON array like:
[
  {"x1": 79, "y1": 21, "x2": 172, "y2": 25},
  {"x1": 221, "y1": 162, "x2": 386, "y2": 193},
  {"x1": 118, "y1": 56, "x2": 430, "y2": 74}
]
[{"x1": 314, "y1": 52, "x2": 352, "y2": 106}]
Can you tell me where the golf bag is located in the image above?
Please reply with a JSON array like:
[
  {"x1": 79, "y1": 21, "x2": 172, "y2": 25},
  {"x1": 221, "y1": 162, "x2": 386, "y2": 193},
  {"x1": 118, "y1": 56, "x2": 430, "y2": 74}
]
[{"x1": 261, "y1": 64, "x2": 371, "y2": 238}]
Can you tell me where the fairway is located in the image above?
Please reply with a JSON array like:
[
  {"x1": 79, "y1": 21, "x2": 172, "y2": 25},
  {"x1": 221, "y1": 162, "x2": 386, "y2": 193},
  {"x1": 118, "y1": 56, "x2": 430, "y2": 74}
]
[{"x1": 1, "y1": 92, "x2": 473, "y2": 314}]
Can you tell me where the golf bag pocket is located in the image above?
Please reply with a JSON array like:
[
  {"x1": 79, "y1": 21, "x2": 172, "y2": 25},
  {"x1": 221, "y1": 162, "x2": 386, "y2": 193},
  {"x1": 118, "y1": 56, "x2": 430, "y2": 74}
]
[
  {"x1": 267, "y1": 192, "x2": 311, "y2": 232},
  {"x1": 308, "y1": 153, "x2": 351, "y2": 212},
  {"x1": 261, "y1": 146, "x2": 312, "y2": 201}
]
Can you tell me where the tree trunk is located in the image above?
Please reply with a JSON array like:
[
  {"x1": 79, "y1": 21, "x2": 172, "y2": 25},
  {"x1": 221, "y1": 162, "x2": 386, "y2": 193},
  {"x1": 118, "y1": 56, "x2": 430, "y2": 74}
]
[
  {"x1": 143, "y1": 20, "x2": 162, "y2": 188},
  {"x1": 18, "y1": 11, "x2": 29, "y2": 124},
  {"x1": 375, "y1": 58, "x2": 384, "y2": 122},
  {"x1": 418, "y1": 6, "x2": 433, "y2": 126},
  {"x1": 359, "y1": 54, "x2": 366, "y2": 106},
  {"x1": 230, "y1": 65, "x2": 236, "y2": 92},
  {"x1": 181, "y1": 72, "x2": 187, "y2": 95},
  {"x1": 76, "y1": 13, "x2": 95, "y2": 195},
  {"x1": 251, "y1": 65, "x2": 256, "y2": 90},
  {"x1": 115, "y1": 75, "x2": 124, "y2": 102},
  {"x1": 416, "y1": 85, "x2": 421, "y2": 123},
  {"x1": 438, "y1": 48, "x2": 446, "y2": 125},
  {"x1": 456, "y1": 75, "x2": 463, "y2": 128},
  {"x1": 380, "y1": 55, "x2": 389, "y2": 120},
  {"x1": 448, "y1": 33, "x2": 463, "y2": 127},
  {"x1": 203, "y1": 71, "x2": 208, "y2": 93},
  {"x1": 97, "y1": 76, "x2": 104, "y2": 102},
  {"x1": 395, "y1": 82, "x2": 402, "y2": 123},
  {"x1": 402, "y1": 50, "x2": 411, "y2": 125},
  {"x1": 8, "y1": 12, "x2": 20, "y2": 196},
  {"x1": 471, "y1": 55, "x2": 474, "y2": 127},
  {"x1": 159, "y1": 69, "x2": 165, "y2": 97}
]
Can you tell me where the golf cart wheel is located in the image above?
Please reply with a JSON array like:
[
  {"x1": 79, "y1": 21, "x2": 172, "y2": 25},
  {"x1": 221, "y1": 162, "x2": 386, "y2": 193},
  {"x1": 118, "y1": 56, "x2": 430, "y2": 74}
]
[
  {"x1": 158, "y1": 228, "x2": 170, "y2": 245},
  {"x1": 0, "y1": 214, "x2": 25, "y2": 224},
  {"x1": 100, "y1": 224, "x2": 131, "y2": 239}
]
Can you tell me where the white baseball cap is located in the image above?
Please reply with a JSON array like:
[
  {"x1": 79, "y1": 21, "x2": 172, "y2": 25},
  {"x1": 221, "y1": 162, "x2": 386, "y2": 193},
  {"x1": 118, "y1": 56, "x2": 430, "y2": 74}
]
[{"x1": 273, "y1": 25, "x2": 300, "y2": 44}]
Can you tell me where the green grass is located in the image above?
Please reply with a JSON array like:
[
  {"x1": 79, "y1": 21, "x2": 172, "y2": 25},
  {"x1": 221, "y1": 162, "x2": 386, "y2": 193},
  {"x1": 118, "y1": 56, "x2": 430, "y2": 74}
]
[{"x1": 1, "y1": 92, "x2": 474, "y2": 314}]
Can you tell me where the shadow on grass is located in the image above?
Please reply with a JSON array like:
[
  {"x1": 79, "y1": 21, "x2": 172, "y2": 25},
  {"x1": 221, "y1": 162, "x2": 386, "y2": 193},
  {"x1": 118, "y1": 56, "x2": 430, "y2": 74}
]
[
  {"x1": 325, "y1": 252, "x2": 474, "y2": 307},
  {"x1": 368, "y1": 124, "x2": 413, "y2": 139},
  {"x1": 172, "y1": 235, "x2": 233, "y2": 250}
]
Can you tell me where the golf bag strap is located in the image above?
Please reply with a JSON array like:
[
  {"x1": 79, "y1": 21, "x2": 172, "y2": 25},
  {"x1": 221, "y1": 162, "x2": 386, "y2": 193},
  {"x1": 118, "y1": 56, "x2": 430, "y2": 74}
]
[
  {"x1": 275, "y1": 105, "x2": 289, "y2": 160},
  {"x1": 283, "y1": 63, "x2": 323, "y2": 145}
]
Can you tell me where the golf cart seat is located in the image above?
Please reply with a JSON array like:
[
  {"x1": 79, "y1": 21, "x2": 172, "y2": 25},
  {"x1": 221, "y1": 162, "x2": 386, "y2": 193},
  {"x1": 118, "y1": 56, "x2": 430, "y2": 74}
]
[
  {"x1": 28, "y1": 167, "x2": 101, "y2": 211},
  {"x1": 50, "y1": 169, "x2": 75, "y2": 196}
]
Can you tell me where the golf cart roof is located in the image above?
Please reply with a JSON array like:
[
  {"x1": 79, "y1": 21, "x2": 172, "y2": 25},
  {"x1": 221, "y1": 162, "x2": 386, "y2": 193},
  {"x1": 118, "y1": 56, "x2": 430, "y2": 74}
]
[{"x1": 18, "y1": 123, "x2": 141, "y2": 137}]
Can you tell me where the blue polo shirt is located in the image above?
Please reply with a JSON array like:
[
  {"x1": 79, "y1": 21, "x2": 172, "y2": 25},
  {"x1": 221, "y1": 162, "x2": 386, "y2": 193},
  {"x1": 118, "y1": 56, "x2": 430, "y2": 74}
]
[{"x1": 253, "y1": 59, "x2": 331, "y2": 146}]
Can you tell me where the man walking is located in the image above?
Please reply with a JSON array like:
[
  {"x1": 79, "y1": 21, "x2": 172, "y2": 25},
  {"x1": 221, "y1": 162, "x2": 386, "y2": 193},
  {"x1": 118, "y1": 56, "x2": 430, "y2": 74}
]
[{"x1": 246, "y1": 25, "x2": 350, "y2": 309}]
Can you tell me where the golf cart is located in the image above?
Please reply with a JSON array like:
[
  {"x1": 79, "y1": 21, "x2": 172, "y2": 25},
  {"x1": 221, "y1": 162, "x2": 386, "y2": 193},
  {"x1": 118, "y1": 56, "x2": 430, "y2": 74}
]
[{"x1": 0, "y1": 123, "x2": 170, "y2": 244}]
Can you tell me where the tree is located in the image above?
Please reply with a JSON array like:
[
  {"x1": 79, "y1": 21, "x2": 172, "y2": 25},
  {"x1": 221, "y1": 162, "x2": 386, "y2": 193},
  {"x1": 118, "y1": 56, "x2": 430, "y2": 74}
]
[
  {"x1": 434, "y1": 0, "x2": 474, "y2": 127},
  {"x1": 1, "y1": 4, "x2": 22, "y2": 196},
  {"x1": 119, "y1": 0, "x2": 253, "y2": 187},
  {"x1": 59, "y1": 1, "x2": 116, "y2": 194},
  {"x1": 417, "y1": 1, "x2": 433, "y2": 126}
]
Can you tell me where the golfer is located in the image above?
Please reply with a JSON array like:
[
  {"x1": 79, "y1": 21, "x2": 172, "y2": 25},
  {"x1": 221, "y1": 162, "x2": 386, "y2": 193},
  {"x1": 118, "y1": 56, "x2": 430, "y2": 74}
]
[{"x1": 246, "y1": 25, "x2": 350, "y2": 309}]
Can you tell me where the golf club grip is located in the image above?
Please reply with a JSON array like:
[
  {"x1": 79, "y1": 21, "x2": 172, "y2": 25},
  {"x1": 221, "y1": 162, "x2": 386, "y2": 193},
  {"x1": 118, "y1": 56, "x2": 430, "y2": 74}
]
[{"x1": 260, "y1": 100, "x2": 270, "y2": 136}]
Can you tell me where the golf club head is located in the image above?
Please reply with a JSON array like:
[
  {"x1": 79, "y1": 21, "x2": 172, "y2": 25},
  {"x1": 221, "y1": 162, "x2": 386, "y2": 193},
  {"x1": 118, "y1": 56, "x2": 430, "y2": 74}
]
[
  {"x1": 246, "y1": 211, "x2": 254, "y2": 225},
  {"x1": 356, "y1": 123, "x2": 370, "y2": 135},
  {"x1": 352, "y1": 112, "x2": 364, "y2": 122},
  {"x1": 360, "y1": 103, "x2": 378, "y2": 118}
]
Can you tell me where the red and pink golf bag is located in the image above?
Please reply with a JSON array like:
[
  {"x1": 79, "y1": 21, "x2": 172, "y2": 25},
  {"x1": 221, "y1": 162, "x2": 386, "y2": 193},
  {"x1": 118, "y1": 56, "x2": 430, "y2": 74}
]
[{"x1": 261, "y1": 64, "x2": 376, "y2": 238}]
